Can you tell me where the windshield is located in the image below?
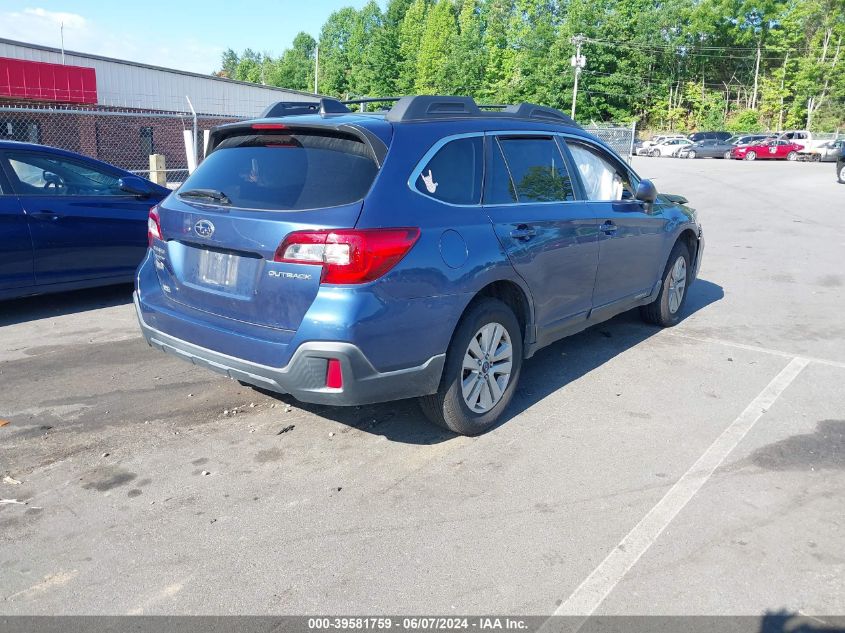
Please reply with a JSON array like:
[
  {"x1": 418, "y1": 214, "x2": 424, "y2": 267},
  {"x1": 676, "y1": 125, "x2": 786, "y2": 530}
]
[{"x1": 179, "y1": 130, "x2": 379, "y2": 210}]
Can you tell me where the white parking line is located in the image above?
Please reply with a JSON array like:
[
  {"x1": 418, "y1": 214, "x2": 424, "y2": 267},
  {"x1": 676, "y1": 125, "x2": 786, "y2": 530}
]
[
  {"x1": 552, "y1": 356, "x2": 810, "y2": 617},
  {"x1": 668, "y1": 331, "x2": 845, "y2": 370}
]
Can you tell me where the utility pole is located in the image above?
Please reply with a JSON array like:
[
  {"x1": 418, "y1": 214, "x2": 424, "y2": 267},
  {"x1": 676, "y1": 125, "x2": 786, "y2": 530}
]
[
  {"x1": 570, "y1": 35, "x2": 586, "y2": 120},
  {"x1": 751, "y1": 40, "x2": 761, "y2": 110},
  {"x1": 60, "y1": 22, "x2": 65, "y2": 64},
  {"x1": 314, "y1": 45, "x2": 319, "y2": 94},
  {"x1": 807, "y1": 97, "x2": 815, "y2": 130}
]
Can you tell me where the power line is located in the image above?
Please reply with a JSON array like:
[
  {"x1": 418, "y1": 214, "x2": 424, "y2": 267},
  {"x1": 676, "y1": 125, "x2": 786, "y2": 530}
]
[{"x1": 583, "y1": 38, "x2": 808, "y2": 61}]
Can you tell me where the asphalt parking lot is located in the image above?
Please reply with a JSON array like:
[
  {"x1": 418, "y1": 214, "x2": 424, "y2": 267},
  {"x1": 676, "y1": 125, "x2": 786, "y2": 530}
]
[{"x1": 1, "y1": 158, "x2": 843, "y2": 618}]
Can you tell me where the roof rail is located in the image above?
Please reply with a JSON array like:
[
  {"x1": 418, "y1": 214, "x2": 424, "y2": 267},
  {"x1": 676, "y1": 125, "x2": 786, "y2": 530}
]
[
  {"x1": 381, "y1": 95, "x2": 580, "y2": 127},
  {"x1": 319, "y1": 97, "x2": 351, "y2": 114},
  {"x1": 258, "y1": 95, "x2": 580, "y2": 127},
  {"x1": 386, "y1": 96, "x2": 481, "y2": 122},
  {"x1": 259, "y1": 101, "x2": 320, "y2": 118},
  {"x1": 260, "y1": 98, "x2": 350, "y2": 118},
  {"x1": 502, "y1": 103, "x2": 580, "y2": 127}
]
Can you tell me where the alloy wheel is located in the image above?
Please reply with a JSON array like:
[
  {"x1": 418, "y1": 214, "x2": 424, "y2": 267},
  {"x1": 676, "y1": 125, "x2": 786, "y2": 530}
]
[
  {"x1": 667, "y1": 257, "x2": 687, "y2": 315},
  {"x1": 461, "y1": 322, "x2": 513, "y2": 414}
]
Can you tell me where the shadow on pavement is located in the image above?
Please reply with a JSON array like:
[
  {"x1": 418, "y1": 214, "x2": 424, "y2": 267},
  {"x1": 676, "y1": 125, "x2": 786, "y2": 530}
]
[
  {"x1": 0, "y1": 283, "x2": 135, "y2": 327},
  {"x1": 271, "y1": 278, "x2": 725, "y2": 445}
]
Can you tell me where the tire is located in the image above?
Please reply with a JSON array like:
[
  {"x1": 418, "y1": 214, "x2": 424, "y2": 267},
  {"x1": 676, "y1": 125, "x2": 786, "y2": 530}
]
[
  {"x1": 838, "y1": 164, "x2": 845, "y2": 183},
  {"x1": 419, "y1": 298, "x2": 523, "y2": 436},
  {"x1": 650, "y1": 149, "x2": 660, "y2": 158},
  {"x1": 724, "y1": 151, "x2": 732, "y2": 159},
  {"x1": 787, "y1": 151, "x2": 798, "y2": 161},
  {"x1": 745, "y1": 151, "x2": 757, "y2": 161},
  {"x1": 640, "y1": 241, "x2": 691, "y2": 328},
  {"x1": 687, "y1": 150, "x2": 696, "y2": 159}
]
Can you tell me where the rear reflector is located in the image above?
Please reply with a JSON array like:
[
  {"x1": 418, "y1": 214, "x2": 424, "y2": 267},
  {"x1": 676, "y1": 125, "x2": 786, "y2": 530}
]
[
  {"x1": 147, "y1": 205, "x2": 162, "y2": 246},
  {"x1": 326, "y1": 359, "x2": 343, "y2": 389},
  {"x1": 274, "y1": 228, "x2": 420, "y2": 284}
]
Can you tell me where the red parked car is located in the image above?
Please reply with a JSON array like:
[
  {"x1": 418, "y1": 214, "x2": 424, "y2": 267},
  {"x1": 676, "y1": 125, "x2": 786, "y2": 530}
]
[{"x1": 731, "y1": 139, "x2": 804, "y2": 161}]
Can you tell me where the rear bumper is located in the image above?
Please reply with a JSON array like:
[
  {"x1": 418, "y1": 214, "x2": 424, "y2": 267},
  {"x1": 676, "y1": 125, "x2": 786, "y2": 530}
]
[{"x1": 134, "y1": 293, "x2": 444, "y2": 406}]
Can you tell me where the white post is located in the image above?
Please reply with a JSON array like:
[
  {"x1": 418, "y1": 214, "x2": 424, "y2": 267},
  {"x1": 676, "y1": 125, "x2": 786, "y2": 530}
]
[
  {"x1": 185, "y1": 96, "x2": 198, "y2": 167},
  {"x1": 203, "y1": 129, "x2": 211, "y2": 158},
  {"x1": 183, "y1": 129, "x2": 197, "y2": 174}
]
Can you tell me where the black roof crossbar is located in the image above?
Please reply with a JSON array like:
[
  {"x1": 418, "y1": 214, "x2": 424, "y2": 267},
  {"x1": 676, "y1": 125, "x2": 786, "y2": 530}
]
[{"x1": 344, "y1": 97, "x2": 401, "y2": 106}]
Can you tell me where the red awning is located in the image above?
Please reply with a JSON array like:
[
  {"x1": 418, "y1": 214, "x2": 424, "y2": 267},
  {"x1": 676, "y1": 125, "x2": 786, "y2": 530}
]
[{"x1": 0, "y1": 57, "x2": 97, "y2": 104}]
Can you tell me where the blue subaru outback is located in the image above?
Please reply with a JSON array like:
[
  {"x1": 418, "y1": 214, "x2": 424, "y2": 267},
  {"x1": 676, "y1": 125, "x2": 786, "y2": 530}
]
[{"x1": 135, "y1": 96, "x2": 703, "y2": 435}]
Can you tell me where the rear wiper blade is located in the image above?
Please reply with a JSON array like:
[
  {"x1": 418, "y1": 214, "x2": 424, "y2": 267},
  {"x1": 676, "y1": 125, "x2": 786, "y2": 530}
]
[{"x1": 178, "y1": 188, "x2": 231, "y2": 205}]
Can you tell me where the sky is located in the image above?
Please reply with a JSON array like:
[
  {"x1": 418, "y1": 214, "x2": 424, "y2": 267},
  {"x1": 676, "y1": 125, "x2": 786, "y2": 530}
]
[{"x1": 0, "y1": 0, "x2": 370, "y2": 74}]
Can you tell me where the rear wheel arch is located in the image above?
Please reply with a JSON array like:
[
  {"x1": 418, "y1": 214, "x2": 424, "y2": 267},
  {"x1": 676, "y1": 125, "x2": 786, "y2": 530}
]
[{"x1": 453, "y1": 280, "x2": 532, "y2": 356}]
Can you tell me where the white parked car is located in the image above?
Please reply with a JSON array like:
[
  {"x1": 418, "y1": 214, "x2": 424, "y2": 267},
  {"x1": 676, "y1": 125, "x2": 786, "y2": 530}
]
[
  {"x1": 798, "y1": 139, "x2": 844, "y2": 162},
  {"x1": 779, "y1": 130, "x2": 832, "y2": 151},
  {"x1": 637, "y1": 134, "x2": 688, "y2": 153},
  {"x1": 642, "y1": 138, "x2": 692, "y2": 157}
]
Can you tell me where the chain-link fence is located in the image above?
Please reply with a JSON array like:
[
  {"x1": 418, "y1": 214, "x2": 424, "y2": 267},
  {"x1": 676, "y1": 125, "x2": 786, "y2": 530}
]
[
  {"x1": 583, "y1": 122, "x2": 637, "y2": 162},
  {"x1": 0, "y1": 104, "x2": 241, "y2": 187},
  {"x1": 1, "y1": 103, "x2": 640, "y2": 187}
]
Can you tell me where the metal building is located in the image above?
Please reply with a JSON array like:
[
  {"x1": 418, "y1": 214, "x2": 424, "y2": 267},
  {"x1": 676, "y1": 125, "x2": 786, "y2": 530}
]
[{"x1": 0, "y1": 37, "x2": 319, "y2": 117}]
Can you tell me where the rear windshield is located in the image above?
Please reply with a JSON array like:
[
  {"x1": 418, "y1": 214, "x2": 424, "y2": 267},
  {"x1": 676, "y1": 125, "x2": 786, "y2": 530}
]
[{"x1": 179, "y1": 130, "x2": 378, "y2": 210}]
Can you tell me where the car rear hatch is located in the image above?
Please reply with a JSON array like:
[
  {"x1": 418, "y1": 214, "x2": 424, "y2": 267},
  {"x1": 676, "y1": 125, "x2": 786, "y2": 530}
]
[{"x1": 150, "y1": 121, "x2": 387, "y2": 332}]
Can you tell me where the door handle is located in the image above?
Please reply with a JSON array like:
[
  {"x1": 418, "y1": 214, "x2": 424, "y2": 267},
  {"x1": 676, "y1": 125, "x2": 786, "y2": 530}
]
[
  {"x1": 599, "y1": 221, "x2": 617, "y2": 235},
  {"x1": 31, "y1": 210, "x2": 62, "y2": 221},
  {"x1": 510, "y1": 225, "x2": 536, "y2": 240}
]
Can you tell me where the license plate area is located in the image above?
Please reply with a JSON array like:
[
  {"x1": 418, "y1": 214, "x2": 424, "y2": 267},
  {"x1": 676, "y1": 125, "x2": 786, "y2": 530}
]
[{"x1": 198, "y1": 249, "x2": 240, "y2": 288}]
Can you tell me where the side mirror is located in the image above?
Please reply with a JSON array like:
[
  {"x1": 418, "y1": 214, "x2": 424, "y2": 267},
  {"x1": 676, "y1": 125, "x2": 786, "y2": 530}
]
[
  {"x1": 635, "y1": 179, "x2": 658, "y2": 205},
  {"x1": 119, "y1": 176, "x2": 153, "y2": 198}
]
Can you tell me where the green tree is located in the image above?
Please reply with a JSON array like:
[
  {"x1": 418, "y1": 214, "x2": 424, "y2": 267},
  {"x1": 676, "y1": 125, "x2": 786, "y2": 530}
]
[
  {"x1": 369, "y1": 0, "x2": 415, "y2": 95},
  {"x1": 447, "y1": 0, "x2": 486, "y2": 97},
  {"x1": 398, "y1": 0, "x2": 430, "y2": 93},
  {"x1": 347, "y1": 1, "x2": 384, "y2": 97},
  {"x1": 270, "y1": 32, "x2": 316, "y2": 92},
  {"x1": 416, "y1": 0, "x2": 459, "y2": 93},
  {"x1": 318, "y1": 7, "x2": 358, "y2": 96}
]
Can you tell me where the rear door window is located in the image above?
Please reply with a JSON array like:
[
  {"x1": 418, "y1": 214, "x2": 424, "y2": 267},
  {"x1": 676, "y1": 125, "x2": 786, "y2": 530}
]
[
  {"x1": 489, "y1": 136, "x2": 575, "y2": 204},
  {"x1": 414, "y1": 136, "x2": 483, "y2": 205},
  {"x1": 566, "y1": 141, "x2": 636, "y2": 201},
  {"x1": 182, "y1": 130, "x2": 379, "y2": 210}
]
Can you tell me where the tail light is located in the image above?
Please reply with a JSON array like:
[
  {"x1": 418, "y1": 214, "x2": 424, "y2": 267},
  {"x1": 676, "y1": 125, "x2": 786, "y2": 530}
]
[
  {"x1": 148, "y1": 205, "x2": 162, "y2": 246},
  {"x1": 274, "y1": 228, "x2": 420, "y2": 284}
]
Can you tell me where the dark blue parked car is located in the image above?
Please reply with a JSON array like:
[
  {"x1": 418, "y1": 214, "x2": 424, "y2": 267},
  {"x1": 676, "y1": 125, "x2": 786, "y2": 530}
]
[
  {"x1": 136, "y1": 96, "x2": 704, "y2": 435},
  {"x1": 0, "y1": 141, "x2": 169, "y2": 300}
]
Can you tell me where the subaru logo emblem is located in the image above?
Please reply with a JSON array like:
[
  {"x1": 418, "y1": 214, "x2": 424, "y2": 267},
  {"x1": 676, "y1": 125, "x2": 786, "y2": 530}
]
[{"x1": 194, "y1": 219, "x2": 215, "y2": 238}]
